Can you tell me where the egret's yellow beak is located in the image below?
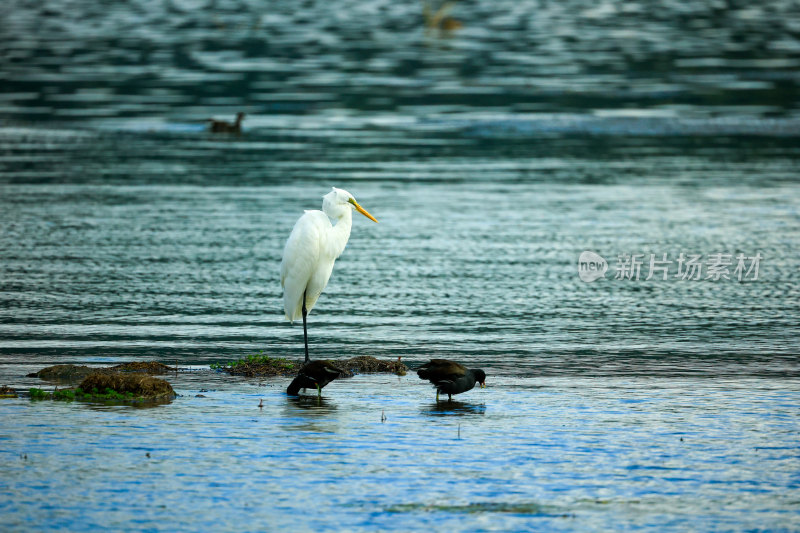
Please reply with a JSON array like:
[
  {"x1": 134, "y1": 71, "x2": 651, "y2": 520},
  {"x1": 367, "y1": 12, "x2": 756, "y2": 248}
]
[
  {"x1": 348, "y1": 198, "x2": 378, "y2": 223},
  {"x1": 481, "y1": 382, "x2": 486, "y2": 388}
]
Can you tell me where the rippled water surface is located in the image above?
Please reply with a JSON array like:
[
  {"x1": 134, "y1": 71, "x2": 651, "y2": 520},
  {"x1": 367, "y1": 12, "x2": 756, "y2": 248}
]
[
  {"x1": 2, "y1": 373, "x2": 799, "y2": 532},
  {"x1": 1, "y1": 0, "x2": 800, "y2": 530}
]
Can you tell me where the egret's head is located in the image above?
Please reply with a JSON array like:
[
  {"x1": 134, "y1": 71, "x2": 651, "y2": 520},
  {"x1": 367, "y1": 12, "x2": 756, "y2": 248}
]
[{"x1": 323, "y1": 187, "x2": 378, "y2": 222}]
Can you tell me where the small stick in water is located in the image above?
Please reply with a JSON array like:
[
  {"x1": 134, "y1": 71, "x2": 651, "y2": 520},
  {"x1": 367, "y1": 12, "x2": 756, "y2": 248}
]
[
  {"x1": 381, "y1": 410, "x2": 387, "y2": 423},
  {"x1": 259, "y1": 399, "x2": 264, "y2": 409}
]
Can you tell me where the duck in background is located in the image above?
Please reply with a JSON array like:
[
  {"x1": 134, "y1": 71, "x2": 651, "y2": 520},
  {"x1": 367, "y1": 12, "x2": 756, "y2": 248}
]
[
  {"x1": 423, "y1": 1, "x2": 463, "y2": 36},
  {"x1": 207, "y1": 112, "x2": 245, "y2": 134}
]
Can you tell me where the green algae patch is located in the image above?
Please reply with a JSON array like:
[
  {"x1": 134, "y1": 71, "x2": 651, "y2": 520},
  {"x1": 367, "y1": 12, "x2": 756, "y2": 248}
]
[
  {"x1": 78, "y1": 373, "x2": 175, "y2": 402},
  {"x1": 28, "y1": 373, "x2": 175, "y2": 404},
  {"x1": 29, "y1": 387, "x2": 48, "y2": 400},
  {"x1": 211, "y1": 352, "x2": 298, "y2": 377},
  {"x1": 51, "y1": 386, "x2": 136, "y2": 402}
]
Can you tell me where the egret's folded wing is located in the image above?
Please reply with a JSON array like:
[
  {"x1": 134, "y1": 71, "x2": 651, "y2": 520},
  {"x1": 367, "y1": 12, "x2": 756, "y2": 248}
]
[{"x1": 280, "y1": 211, "x2": 326, "y2": 321}]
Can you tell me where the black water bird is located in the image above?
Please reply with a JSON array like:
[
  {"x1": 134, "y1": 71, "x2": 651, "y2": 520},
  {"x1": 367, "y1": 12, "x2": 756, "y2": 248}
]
[
  {"x1": 207, "y1": 112, "x2": 245, "y2": 134},
  {"x1": 286, "y1": 360, "x2": 342, "y2": 396},
  {"x1": 417, "y1": 359, "x2": 486, "y2": 401}
]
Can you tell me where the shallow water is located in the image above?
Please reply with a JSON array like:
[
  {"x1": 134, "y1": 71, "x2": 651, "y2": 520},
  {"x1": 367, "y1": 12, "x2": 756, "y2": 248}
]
[
  {"x1": 2, "y1": 373, "x2": 799, "y2": 532},
  {"x1": 1, "y1": 0, "x2": 800, "y2": 530}
]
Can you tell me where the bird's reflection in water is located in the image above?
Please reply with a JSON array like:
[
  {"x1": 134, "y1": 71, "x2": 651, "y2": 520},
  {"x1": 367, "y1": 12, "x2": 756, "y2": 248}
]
[
  {"x1": 283, "y1": 395, "x2": 338, "y2": 433},
  {"x1": 286, "y1": 394, "x2": 337, "y2": 413},
  {"x1": 423, "y1": 400, "x2": 486, "y2": 416}
]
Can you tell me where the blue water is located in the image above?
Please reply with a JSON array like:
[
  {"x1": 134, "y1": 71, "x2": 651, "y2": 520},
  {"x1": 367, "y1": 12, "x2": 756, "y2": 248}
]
[
  {"x1": 1, "y1": 0, "x2": 800, "y2": 530},
  {"x1": 2, "y1": 374, "x2": 799, "y2": 532}
]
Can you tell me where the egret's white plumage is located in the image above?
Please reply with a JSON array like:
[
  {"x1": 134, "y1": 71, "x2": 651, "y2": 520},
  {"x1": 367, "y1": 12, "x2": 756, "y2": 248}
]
[{"x1": 280, "y1": 188, "x2": 378, "y2": 331}]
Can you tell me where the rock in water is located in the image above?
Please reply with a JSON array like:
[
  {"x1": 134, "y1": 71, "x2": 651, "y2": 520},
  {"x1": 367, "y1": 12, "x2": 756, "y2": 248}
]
[
  {"x1": 79, "y1": 373, "x2": 176, "y2": 402},
  {"x1": 27, "y1": 364, "x2": 96, "y2": 382}
]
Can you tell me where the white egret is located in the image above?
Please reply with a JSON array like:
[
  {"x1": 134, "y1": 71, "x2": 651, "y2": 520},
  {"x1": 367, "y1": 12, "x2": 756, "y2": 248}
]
[{"x1": 280, "y1": 187, "x2": 378, "y2": 363}]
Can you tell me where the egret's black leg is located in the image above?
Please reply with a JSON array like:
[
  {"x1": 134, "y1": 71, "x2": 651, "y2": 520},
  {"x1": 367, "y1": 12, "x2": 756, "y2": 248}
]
[
  {"x1": 448, "y1": 393, "x2": 452, "y2": 402},
  {"x1": 302, "y1": 290, "x2": 309, "y2": 363}
]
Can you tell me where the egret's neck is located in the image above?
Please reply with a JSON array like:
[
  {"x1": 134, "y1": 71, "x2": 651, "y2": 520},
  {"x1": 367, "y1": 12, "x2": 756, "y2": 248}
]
[{"x1": 326, "y1": 207, "x2": 352, "y2": 258}]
